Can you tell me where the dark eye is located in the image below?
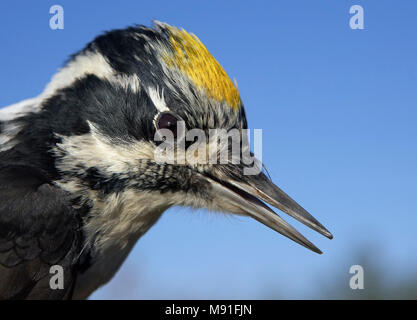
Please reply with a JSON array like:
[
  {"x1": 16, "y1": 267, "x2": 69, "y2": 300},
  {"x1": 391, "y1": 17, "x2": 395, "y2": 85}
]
[{"x1": 156, "y1": 112, "x2": 180, "y2": 138}]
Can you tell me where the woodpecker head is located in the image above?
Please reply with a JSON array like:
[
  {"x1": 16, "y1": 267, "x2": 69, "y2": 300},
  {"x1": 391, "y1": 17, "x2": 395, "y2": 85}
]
[{"x1": 5, "y1": 22, "x2": 332, "y2": 254}]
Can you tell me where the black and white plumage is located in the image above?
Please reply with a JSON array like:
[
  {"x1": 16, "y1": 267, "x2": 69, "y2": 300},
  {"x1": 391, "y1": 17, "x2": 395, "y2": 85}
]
[{"x1": 0, "y1": 22, "x2": 332, "y2": 299}]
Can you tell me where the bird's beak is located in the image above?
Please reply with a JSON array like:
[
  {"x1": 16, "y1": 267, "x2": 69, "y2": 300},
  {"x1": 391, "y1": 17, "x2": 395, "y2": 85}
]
[{"x1": 202, "y1": 170, "x2": 333, "y2": 254}]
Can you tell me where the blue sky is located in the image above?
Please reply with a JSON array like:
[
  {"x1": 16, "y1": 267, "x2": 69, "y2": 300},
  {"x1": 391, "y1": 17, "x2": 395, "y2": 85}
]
[{"x1": 1, "y1": 1, "x2": 416, "y2": 299}]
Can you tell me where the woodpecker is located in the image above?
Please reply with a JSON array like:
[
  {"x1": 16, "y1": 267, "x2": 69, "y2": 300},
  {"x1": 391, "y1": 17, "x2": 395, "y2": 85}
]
[{"x1": 0, "y1": 22, "x2": 332, "y2": 300}]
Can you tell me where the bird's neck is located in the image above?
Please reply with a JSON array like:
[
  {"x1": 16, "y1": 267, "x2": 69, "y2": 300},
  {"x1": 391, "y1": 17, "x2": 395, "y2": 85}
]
[
  {"x1": 81, "y1": 189, "x2": 170, "y2": 251},
  {"x1": 72, "y1": 189, "x2": 171, "y2": 299}
]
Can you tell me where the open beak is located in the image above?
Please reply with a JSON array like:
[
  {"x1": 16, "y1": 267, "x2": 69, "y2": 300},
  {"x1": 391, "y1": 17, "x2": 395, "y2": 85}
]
[{"x1": 202, "y1": 170, "x2": 333, "y2": 254}]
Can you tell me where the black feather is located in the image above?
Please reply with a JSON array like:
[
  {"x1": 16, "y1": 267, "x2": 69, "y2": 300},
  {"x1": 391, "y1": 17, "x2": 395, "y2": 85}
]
[{"x1": 0, "y1": 165, "x2": 83, "y2": 299}]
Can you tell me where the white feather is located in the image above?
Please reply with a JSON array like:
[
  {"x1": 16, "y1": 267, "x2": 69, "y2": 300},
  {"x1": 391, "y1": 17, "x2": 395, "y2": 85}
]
[
  {"x1": 148, "y1": 86, "x2": 169, "y2": 112},
  {"x1": 0, "y1": 97, "x2": 40, "y2": 121}
]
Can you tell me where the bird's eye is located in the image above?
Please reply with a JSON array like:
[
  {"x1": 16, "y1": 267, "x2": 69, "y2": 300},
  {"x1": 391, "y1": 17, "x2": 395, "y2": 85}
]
[{"x1": 156, "y1": 112, "x2": 180, "y2": 138}]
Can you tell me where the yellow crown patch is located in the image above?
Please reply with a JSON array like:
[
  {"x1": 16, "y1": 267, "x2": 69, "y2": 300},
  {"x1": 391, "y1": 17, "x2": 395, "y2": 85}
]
[{"x1": 162, "y1": 27, "x2": 241, "y2": 110}]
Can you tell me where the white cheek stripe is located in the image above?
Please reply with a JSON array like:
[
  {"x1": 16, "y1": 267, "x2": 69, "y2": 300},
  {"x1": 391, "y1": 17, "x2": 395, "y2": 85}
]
[
  {"x1": 41, "y1": 52, "x2": 116, "y2": 99},
  {"x1": 0, "y1": 51, "x2": 141, "y2": 121},
  {"x1": 0, "y1": 97, "x2": 40, "y2": 121},
  {"x1": 148, "y1": 86, "x2": 170, "y2": 112}
]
